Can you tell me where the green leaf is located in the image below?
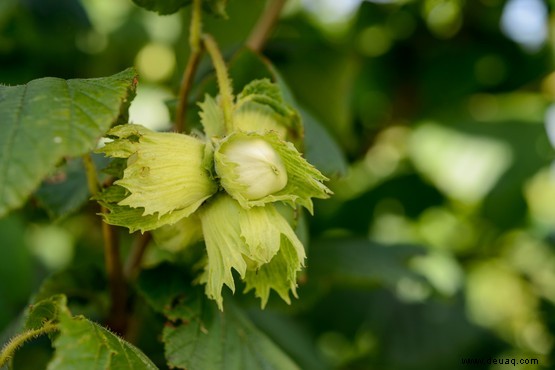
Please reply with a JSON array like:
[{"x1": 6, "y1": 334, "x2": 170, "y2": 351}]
[
  {"x1": 0, "y1": 68, "x2": 138, "y2": 218},
  {"x1": 309, "y1": 238, "x2": 428, "y2": 289},
  {"x1": 163, "y1": 302, "x2": 300, "y2": 370},
  {"x1": 132, "y1": 0, "x2": 227, "y2": 16},
  {"x1": 301, "y1": 108, "x2": 348, "y2": 179},
  {"x1": 137, "y1": 265, "x2": 300, "y2": 370},
  {"x1": 203, "y1": 0, "x2": 228, "y2": 18},
  {"x1": 136, "y1": 264, "x2": 203, "y2": 322},
  {"x1": 131, "y1": 0, "x2": 191, "y2": 15},
  {"x1": 0, "y1": 215, "x2": 34, "y2": 330},
  {"x1": 25, "y1": 295, "x2": 68, "y2": 331},
  {"x1": 22, "y1": 295, "x2": 158, "y2": 369},
  {"x1": 138, "y1": 268, "x2": 296, "y2": 369},
  {"x1": 34, "y1": 158, "x2": 89, "y2": 220},
  {"x1": 32, "y1": 266, "x2": 107, "y2": 319},
  {"x1": 48, "y1": 313, "x2": 158, "y2": 370}
]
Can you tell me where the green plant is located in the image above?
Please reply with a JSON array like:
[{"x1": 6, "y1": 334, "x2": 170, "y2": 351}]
[
  {"x1": 3, "y1": 0, "x2": 555, "y2": 369},
  {"x1": 0, "y1": 0, "x2": 333, "y2": 368}
]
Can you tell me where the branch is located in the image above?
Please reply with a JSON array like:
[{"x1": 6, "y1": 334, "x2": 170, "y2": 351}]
[
  {"x1": 246, "y1": 0, "x2": 286, "y2": 52},
  {"x1": 83, "y1": 155, "x2": 127, "y2": 335},
  {"x1": 175, "y1": 0, "x2": 204, "y2": 133},
  {"x1": 124, "y1": 232, "x2": 152, "y2": 281}
]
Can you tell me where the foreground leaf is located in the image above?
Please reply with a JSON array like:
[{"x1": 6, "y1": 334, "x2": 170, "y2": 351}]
[
  {"x1": 0, "y1": 68, "x2": 137, "y2": 217},
  {"x1": 48, "y1": 313, "x2": 158, "y2": 370},
  {"x1": 163, "y1": 302, "x2": 299, "y2": 370},
  {"x1": 137, "y1": 265, "x2": 299, "y2": 370},
  {"x1": 23, "y1": 295, "x2": 158, "y2": 370}
]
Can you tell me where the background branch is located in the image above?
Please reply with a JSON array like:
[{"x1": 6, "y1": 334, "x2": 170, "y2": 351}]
[
  {"x1": 246, "y1": 0, "x2": 286, "y2": 52},
  {"x1": 175, "y1": 0, "x2": 204, "y2": 133}
]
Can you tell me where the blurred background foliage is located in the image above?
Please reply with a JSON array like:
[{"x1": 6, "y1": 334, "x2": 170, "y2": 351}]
[{"x1": 2, "y1": 0, "x2": 555, "y2": 369}]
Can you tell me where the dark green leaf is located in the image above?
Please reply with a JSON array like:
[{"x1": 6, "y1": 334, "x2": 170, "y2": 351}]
[
  {"x1": 48, "y1": 313, "x2": 158, "y2": 370},
  {"x1": 163, "y1": 302, "x2": 299, "y2": 370},
  {"x1": 0, "y1": 215, "x2": 34, "y2": 331},
  {"x1": 0, "y1": 68, "x2": 138, "y2": 217},
  {"x1": 309, "y1": 238, "x2": 427, "y2": 289},
  {"x1": 131, "y1": 0, "x2": 191, "y2": 15},
  {"x1": 25, "y1": 295, "x2": 68, "y2": 331},
  {"x1": 301, "y1": 108, "x2": 348, "y2": 179},
  {"x1": 34, "y1": 158, "x2": 89, "y2": 220},
  {"x1": 22, "y1": 295, "x2": 158, "y2": 369},
  {"x1": 203, "y1": 0, "x2": 228, "y2": 18},
  {"x1": 132, "y1": 0, "x2": 227, "y2": 16},
  {"x1": 137, "y1": 265, "x2": 300, "y2": 370},
  {"x1": 247, "y1": 310, "x2": 330, "y2": 370}
]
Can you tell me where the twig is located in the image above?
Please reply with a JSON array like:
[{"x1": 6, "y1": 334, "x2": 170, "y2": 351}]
[
  {"x1": 0, "y1": 322, "x2": 58, "y2": 368},
  {"x1": 246, "y1": 0, "x2": 286, "y2": 52},
  {"x1": 175, "y1": 0, "x2": 204, "y2": 133},
  {"x1": 83, "y1": 155, "x2": 127, "y2": 335},
  {"x1": 124, "y1": 232, "x2": 152, "y2": 281},
  {"x1": 202, "y1": 34, "x2": 234, "y2": 132}
]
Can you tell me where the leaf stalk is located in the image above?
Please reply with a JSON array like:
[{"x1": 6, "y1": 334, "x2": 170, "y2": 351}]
[{"x1": 0, "y1": 322, "x2": 59, "y2": 368}]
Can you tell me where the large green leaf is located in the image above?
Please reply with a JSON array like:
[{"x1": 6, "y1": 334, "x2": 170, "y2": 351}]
[
  {"x1": 48, "y1": 314, "x2": 158, "y2": 370},
  {"x1": 22, "y1": 295, "x2": 158, "y2": 370},
  {"x1": 137, "y1": 265, "x2": 299, "y2": 370},
  {"x1": 309, "y1": 238, "x2": 428, "y2": 289},
  {"x1": 163, "y1": 302, "x2": 300, "y2": 370},
  {"x1": 34, "y1": 158, "x2": 90, "y2": 220},
  {"x1": 0, "y1": 68, "x2": 137, "y2": 217}
]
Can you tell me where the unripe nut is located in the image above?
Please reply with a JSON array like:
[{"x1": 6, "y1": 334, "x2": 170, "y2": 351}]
[{"x1": 218, "y1": 137, "x2": 288, "y2": 200}]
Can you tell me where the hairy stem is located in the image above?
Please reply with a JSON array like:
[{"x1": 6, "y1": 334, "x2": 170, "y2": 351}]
[
  {"x1": 246, "y1": 0, "x2": 286, "y2": 52},
  {"x1": 175, "y1": 0, "x2": 204, "y2": 133},
  {"x1": 203, "y1": 34, "x2": 234, "y2": 132},
  {"x1": 0, "y1": 322, "x2": 58, "y2": 368},
  {"x1": 83, "y1": 155, "x2": 127, "y2": 335}
]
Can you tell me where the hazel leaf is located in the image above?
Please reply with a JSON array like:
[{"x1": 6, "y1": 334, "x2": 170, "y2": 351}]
[{"x1": 0, "y1": 68, "x2": 137, "y2": 217}]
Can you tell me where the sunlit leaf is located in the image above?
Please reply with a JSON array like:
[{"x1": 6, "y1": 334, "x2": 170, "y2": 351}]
[
  {"x1": 48, "y1": 313, "x2": 158, "y2": 370},
  {"x1": 0, "y1": 68, "x2": 137, "y2": 217}
]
